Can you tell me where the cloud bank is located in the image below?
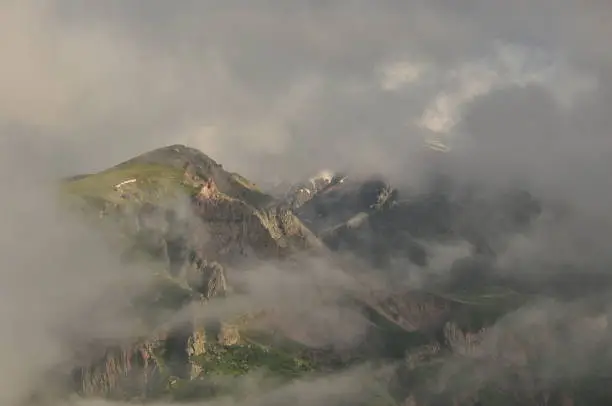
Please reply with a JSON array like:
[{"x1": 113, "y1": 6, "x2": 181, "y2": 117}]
[{"x1": 2, "y1": 0, "x2": 612, "y2": 404}]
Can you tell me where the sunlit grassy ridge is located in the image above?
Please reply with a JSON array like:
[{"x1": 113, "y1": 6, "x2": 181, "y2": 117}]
[
  {"x1": 114, "y1": 144, "x2": 273, "y2": 208},
  {"x1": 61, "y1": 163, "x2": 195, "y2": 204},
  {"x1": 60, "y1": 145, "x2": 273, "y2": 210}
]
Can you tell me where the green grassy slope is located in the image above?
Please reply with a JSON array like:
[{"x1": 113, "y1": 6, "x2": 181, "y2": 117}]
[{"x1": 61, "y1": 145, "x2": 272, "y2": 208}]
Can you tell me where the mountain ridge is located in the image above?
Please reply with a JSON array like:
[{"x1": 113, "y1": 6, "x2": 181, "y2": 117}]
[{"x1": 43, "y1": 144, "x2": 612, "y2": 406}]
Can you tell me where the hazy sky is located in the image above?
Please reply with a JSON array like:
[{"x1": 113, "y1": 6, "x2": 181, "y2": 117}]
[{"x1": 2, "y1": 0, "x2": 611, "y2": 188}]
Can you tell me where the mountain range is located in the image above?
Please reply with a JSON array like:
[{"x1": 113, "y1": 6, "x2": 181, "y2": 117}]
[{"x1": 29, "y1": 144, "x2": 612, "y2": 406}]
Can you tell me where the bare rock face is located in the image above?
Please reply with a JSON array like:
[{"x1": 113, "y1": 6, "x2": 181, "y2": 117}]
[
  {"x1": 185, "y1": 259, "x2": 227, "y2": 299},
  {"x1": 443, "y1": 322, "x2": 487, "y2": 358},
  {"x1": 74, "y1": 339, "x2": 166, "y2": 399},
  {"x1": 186, "y1": 328, "x2": 207, "y2": 379},
  {"x1": 183, "y1": 169, "x2": 324, "y2": 264},
  {"x1": 217, "y1": 323, "x2": 240, "y2": 346},
  {"x1": 283, "y1": 170, "x2": 347, "y2": 210}
]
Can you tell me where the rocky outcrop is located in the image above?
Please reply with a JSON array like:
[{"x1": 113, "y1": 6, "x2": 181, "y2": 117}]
[
  {"x1": 186, "y1": 327, "x2": 207, "y2": 379},
  {"x1": 290, "y1": 172, "x2": 543, "y2": 277},
  {"x1": 185, "y1": 258, "x2": 227, "y2": 299},
  {"x1": 73, "y1": 339, "x2": 164, "y2": 399},
  {"x1": 294, "y1": 176, "x2": 397, "y2": 234},
  {"x1": 283, "y1": 170, "x2": 348, "y2": 210},
  {"x1": 190, "y1": 189, "x2": 323, "y2": 261}
]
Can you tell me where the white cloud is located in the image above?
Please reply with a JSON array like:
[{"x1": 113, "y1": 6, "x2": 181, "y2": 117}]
[
  {"x1": 379, "y1": 60, "x2": 428, "y2": 91},
  {"x1": 417, "y1": 63, "x2": 500, "y2": 134},
  {"x1": 415, "y1": 43, "x2": 597, "y2": 153}
]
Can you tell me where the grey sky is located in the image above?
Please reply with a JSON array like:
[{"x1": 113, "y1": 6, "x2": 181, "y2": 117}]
[{"x1": 2, "y1": 0, "x2": 610, "y2": 187}]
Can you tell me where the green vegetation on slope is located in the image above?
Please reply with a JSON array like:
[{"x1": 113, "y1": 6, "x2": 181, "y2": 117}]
[
  {"x1": 61, "y1": 163, "x2": 196, "y2": 204},
  {"x1": 164, "y1": 342, "x2": 319, "y2": 402},
  {"x1": 115, "y1": 144, "x2": 273, "y2": 208},
  {"x1": 193, "y1": 342, "x2": 316, "y2": 377},
  {"x1": 61, "y1": 145, "x2": 274, "y2": 210}
]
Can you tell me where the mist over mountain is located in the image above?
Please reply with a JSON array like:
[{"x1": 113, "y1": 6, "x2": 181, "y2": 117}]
[
  {"x1": 0, "y1": 143, "x2": 608, "y2": 406},
  {"x1": 3, "y1": 1, "x2": 612, "y2": 405}
]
